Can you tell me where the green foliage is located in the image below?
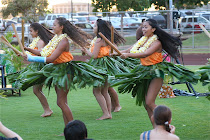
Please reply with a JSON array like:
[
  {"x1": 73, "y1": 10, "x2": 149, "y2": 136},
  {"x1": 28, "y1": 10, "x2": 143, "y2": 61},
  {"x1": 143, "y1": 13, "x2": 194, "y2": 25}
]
[
  {"x1": 1, "y1": 0, "x2": 48, "y2": 22},
  {"x1": 150, "y1": 0, "x2": 209, "y2": 9},
  {"x1": 92, "y1": 0, "x2": 116, "y2": 12},
  {"x1": 91, "y1": 0, "x2": 149, "y2": 12},
  {"x1": 116, "y1": 0, "x2": 150, "y2": 11},
  {"x1": 0, "y1": 32, "x2": 25, "y2": 72}
]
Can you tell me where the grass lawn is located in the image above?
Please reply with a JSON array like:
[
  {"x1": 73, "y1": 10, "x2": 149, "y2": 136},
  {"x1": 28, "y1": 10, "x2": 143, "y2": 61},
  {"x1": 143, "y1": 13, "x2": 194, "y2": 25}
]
[
  {"x1": 182, "y1": 32, "x2": 210, "y2": 47},
  {"x1": 0, "y1": 66, "x2": 210, "y2": 140}
]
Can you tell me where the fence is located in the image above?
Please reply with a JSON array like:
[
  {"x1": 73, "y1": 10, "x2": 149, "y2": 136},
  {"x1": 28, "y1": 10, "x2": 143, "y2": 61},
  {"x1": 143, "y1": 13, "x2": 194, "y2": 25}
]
[{"x1": 1, "y1": 9, "x2": 210, "y2": 48}]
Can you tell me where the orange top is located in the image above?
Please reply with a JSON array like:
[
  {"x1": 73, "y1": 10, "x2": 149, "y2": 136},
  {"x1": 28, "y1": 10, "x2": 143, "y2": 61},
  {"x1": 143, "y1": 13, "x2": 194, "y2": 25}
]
[
  {"x1": 91, "y1": 44, "x2": 111, "y2": 58},
  {"x1": 140, "y1": 52, "x2": 163, "y2": 66},
  {"x1": 48, "y1": 49, "x2": 73, "y2": 64}
]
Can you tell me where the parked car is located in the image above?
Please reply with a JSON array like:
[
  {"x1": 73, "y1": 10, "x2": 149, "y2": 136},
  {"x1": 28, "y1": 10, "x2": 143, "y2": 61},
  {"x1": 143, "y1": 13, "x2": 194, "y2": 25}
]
[
  {"x1": 74, "y1": 22, "x2": 94, "y2": 36},
  {"x1": 0, "y1": 19, "x2": 6, "y2": 31},
  {"x1": 131, "y1": 17, "x2": 148, "y2": 23},
  {"x1": 146, "y1": 15, "x2": 167, "y2": 29},
  {"x1": 4, "y1": 24, "x2": 32, "y2": 45},
  {"x1": 73, "y1": 16, "x2": 98, "y2": 27},
  {"x1": 41, "y1": 14, "x2": 78, "y2": 29},
  {"x1": 101, "y1": 17, "x2": 127, "y2": 29},
  {"x1": 178, "y1": 16, "x2": 210, "y2": 33},
  {"x1": 196, "y1": 12, "x2": 210, "y2": 21},
  {"x1": 116, "y1": 17, "x2": 142, "y2": 29},
  {"x1": 4, "y1": 20, "x2": 17, "y2": 29}
]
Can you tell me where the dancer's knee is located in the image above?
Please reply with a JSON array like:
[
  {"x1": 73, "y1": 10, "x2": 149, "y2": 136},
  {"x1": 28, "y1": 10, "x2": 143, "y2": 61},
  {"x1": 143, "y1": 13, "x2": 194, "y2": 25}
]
[
  {"x1": 145, "y1": 102, "x2": 156, "y2": 111},
  {"x1": 57, "y1": 100, "x2": 65, "y2": 108},
  {"x1": 33, "y1": 88, "x2": 41, "y2": 95}
]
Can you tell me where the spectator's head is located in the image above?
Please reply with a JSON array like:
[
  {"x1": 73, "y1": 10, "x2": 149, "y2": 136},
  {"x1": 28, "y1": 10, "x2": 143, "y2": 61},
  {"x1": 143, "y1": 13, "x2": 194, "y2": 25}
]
[
  {"x1": 64, "y1": 120, "x2": 87, "y2": 140},
  {"x1": 153, "y1": 105, "x2": 172, "y2": 132}
]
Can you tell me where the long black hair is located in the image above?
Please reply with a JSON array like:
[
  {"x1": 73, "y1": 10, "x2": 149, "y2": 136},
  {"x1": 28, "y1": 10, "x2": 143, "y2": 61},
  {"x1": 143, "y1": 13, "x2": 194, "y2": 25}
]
[
  {"x1": 30, "y1": 23, "x2": 53, "y2": 45},
  {"x1": 56, "y1": 17, "x2": 92, "y2": 47},
  {"x1": 146, "y1": 19, "x2": 181, "y2": 59},
  {"x1": 154, "y1": 105, "x2": 172, "y2": 133},
  {"x1": 96, "y1": 19, "x2": 126, "y2": 46}
]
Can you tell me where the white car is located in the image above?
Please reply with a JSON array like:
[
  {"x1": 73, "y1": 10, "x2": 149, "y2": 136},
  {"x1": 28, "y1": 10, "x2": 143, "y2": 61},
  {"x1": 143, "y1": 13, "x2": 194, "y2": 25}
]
[
  {"x1": 101, "y1": 17, "x2": 128, "y2": 29},
  {"x1": 4, "y1": 24, "x2": 32, "y2": 45},
  {"x1": 116, "y1": 17, "x2": 142, "y2": 29},
  {"x1": 41, "y1": 14, "x2": 78, "y2": 29},
  {"x1": 178, "y1": 16, "x2": 210, "y2": 33},
  {"x1": 73, "y1": 16, "x2": 98, "y2": 27}
]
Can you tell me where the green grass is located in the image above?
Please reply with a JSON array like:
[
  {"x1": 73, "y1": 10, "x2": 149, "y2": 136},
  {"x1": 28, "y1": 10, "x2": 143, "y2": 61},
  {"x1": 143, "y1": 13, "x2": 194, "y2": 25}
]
[
  {"x1": 0, "y1": 66, "x2": 209, "y2": 140},
  {"x1": 182, "y1": 32, "x2": 210, "y2": 47}
]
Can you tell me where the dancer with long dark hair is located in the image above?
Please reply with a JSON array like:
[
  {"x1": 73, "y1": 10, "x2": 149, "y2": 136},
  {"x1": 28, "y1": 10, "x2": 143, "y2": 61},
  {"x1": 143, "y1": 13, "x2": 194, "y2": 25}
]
[
  {"x1": 111, "y1": 19, "x2": 199, "y2": 126},
  {"x1": 22, "y1": 23, "x2": 53, "y2": 117},
  {"x1": 81, "y1": 19, "x2": 129, "y2": 120},
  {"x1": 19, "y1": 17, "x2": 105, "y2": 134}
]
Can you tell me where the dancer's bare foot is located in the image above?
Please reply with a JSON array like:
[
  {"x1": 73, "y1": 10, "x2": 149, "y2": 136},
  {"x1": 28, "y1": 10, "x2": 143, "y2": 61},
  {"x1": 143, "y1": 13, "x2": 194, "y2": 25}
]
[
  {"x1": 114, "y1": 106, "x2": 122, "y2": 112},
  {"x1": 96, "y1": 114, "x2": 112, "y2": 120},
  {"x1": 57, "y1": 133, "x2": 64, "y2": 136},
  {"x1": 41, "y1": 110, "x2": 53, "y2": 117}
]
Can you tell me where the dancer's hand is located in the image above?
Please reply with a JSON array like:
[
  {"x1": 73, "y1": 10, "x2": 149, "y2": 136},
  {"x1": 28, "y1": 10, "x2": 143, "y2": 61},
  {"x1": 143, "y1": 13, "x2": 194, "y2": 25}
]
[
  {"x1": 21, "y1": 54, "x2": 28, "y2": 61},
  {"x1": 120, "y1": 53, "x2": 129, "y2": 59},
  {"x1": 23, "y1": 46, "x2": 28, "y2": 51},
  {"x1": 110, "y1": 52, "x2": 118, "y2": 57},
  {"x1": 170, "y1": 125, "x2": 176, "y2": 134},
  {"x1": 81, "y1": 47, "x2": 87, "y2": 54}
]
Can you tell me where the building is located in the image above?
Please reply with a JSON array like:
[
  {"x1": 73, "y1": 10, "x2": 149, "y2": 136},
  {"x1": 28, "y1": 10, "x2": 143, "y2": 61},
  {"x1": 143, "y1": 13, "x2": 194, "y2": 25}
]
[{"x1": 52, "y1": 2, "x2": 94, "y2": 14}]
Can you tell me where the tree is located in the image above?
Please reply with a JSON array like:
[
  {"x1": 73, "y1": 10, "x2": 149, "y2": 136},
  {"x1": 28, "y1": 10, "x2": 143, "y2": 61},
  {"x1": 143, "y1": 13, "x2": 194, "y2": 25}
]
[
  {"x1": 92, "y1": 0, "x2": 116, "y2": 12},
  {"x1": 1, "y1": 0, "x2": 49, "y2": 22},
  {"x1": 91, "y1": 0, "x2": 150, "y2": 35},
  {"x1": 92, "y1": 0, "x2": 150, "y2": 12},
  {"x1": 116, "y1": 0, "x2": 150, "y2": 11},
  {"x1": 150, "y1": 0, "x2": 209, "y2": 10}
]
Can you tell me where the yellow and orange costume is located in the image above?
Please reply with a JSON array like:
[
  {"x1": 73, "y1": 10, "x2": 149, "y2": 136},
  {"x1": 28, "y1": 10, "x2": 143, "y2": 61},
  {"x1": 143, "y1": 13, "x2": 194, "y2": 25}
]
[
  {"x1": 13, "y1": 34, "x2": 107, "y2": 91},
  {"x1": 111, "y1": 35, "x2": 200, "y2": 106}
]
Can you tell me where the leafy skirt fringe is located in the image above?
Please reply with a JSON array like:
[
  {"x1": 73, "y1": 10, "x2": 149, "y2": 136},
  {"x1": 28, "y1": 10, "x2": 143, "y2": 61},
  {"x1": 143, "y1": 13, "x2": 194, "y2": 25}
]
[
  {"x1": 9, "y1": 61, "x2": 107, "y2": 91},
  {"x1": 110, "y1": 61, "x2": 200, "y2": 106}
]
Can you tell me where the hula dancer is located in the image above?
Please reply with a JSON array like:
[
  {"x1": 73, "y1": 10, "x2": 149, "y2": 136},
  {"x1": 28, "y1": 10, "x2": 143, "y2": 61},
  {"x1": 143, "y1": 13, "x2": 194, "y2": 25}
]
[
  {"x1": 23, "y1": 23, "x2": 53, "y2": 117},
  {"x1": 20, "y1": 17, "x2": 104, "y2": 134},
  {"x1": 81, "y1": 19, "x2": 127, "y2": 120},
  {"x1": 111, "y1": 19, "x2": 200, "y2": 126}
]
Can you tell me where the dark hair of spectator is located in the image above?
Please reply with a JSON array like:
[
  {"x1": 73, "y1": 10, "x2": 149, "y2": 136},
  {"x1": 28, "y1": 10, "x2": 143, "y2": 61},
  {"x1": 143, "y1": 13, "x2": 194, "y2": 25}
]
[
  {"x1": 153, "y1": 105, "x2": 172, "y2": 132},
  {"x1": 64, "y1": 120, "x2": 88, "y2": 140}
]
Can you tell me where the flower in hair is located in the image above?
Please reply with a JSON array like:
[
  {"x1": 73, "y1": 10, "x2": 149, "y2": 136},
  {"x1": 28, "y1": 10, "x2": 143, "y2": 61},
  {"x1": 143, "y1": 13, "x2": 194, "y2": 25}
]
[{"x1": 164, "y1": 121, "x2": 169, "y2": 125}]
